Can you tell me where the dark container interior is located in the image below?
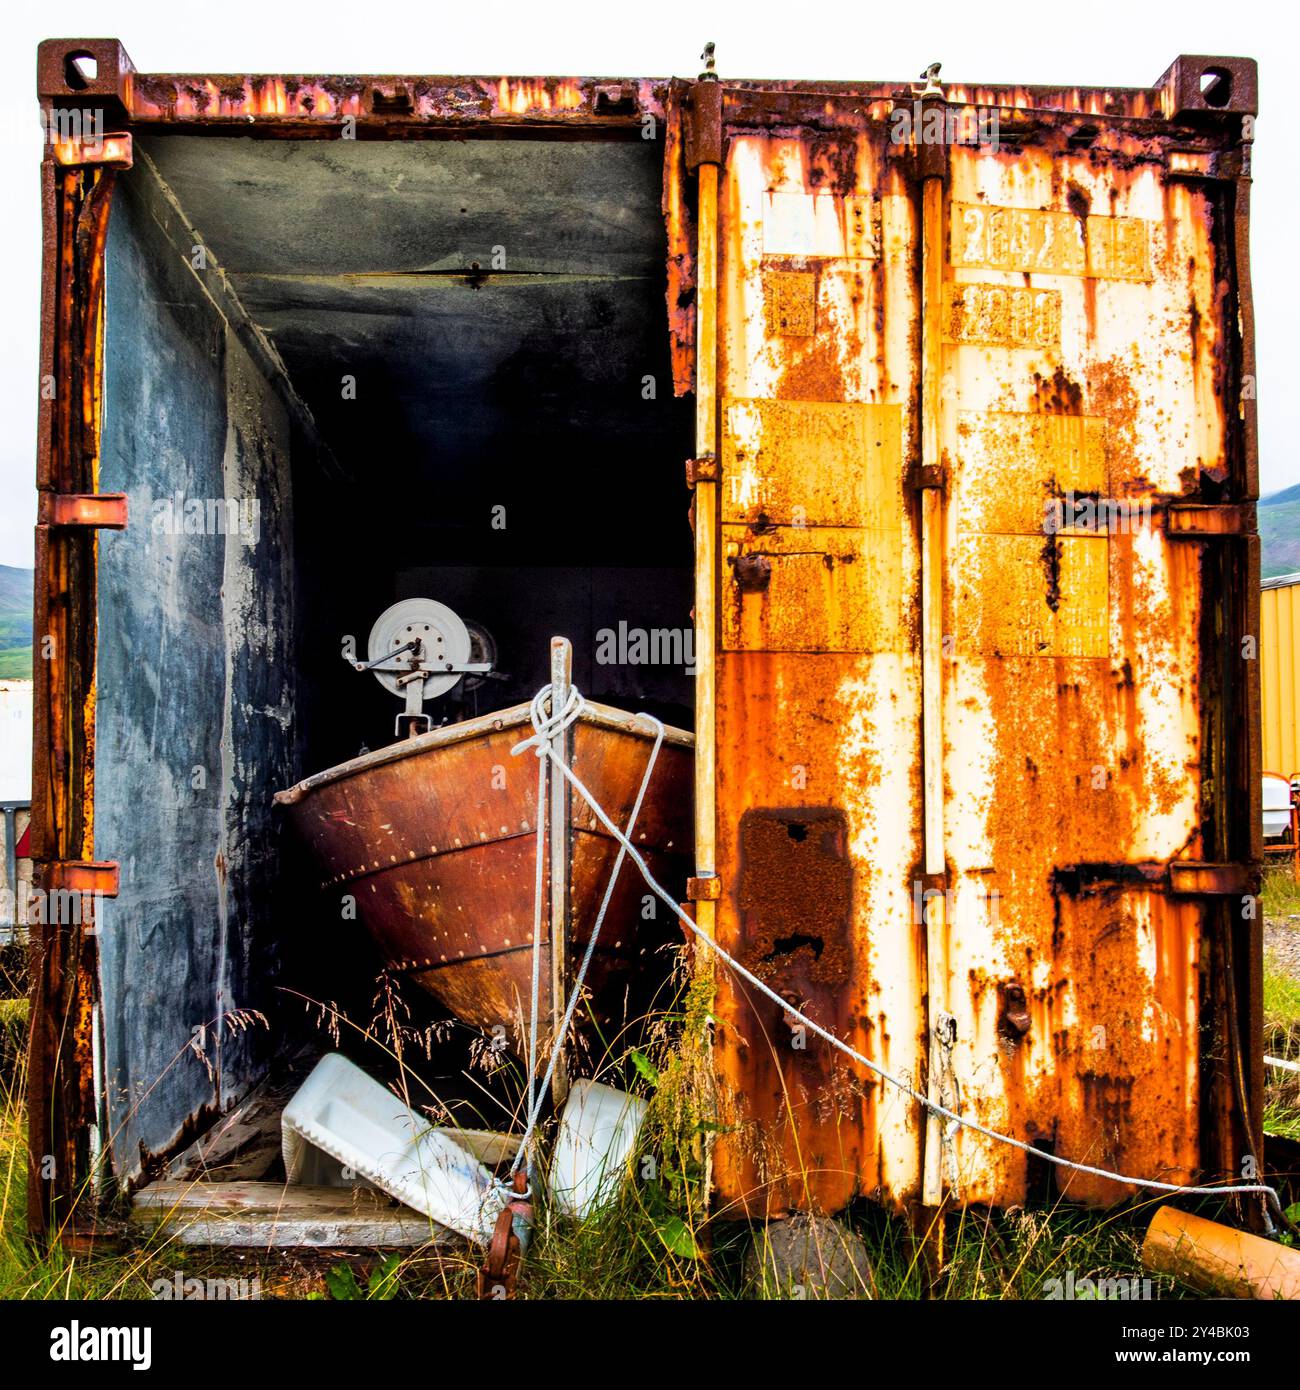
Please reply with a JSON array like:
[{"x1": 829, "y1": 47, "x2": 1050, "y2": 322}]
[{"x1": 93, "y1": 131, "x2": 693, "y2": 1180}]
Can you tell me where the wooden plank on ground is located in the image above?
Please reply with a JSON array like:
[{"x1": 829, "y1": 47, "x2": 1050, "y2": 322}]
[
  {"x1": 170, "y1": 1047, "x2": 319, "y2": 1182},
  {"x1": 131, "y1": 1182, "x2": 460, "y2": 1249}
]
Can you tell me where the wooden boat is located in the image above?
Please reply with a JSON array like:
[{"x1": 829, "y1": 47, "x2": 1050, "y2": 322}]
[{"x1": 274, "y1": 693, "x2": 693, "y2": 1046}]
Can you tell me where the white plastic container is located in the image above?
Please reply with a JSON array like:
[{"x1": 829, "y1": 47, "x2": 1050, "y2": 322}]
[
  {"x1": 548, "y1": 1079, "x2": 647, "y2": 1218},
  {"x1": 1263, "y1": 772, "x2": 1295, "y2": 839},
  {"x1": 282, "y1": 1053, "x2": 505, "y2": 1245}
]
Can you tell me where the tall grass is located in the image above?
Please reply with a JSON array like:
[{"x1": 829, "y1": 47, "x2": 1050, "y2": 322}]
[
  {"x1": 0, "y1": 948, "x2": 1287, "y2": 1301},
  {"x1": 1262, "y1": 865, "x2": 1300, "y2": 918},
  {"x1": 0, "y1": 1006, "x2": 157, "y2": 1299},
  {"x1": 1263, "y1": 952, "x2": 1300, "y2": 1143}
]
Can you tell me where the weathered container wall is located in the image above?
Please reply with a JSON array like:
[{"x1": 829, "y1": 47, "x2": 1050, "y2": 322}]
[
  {"x1": 699, "y1": 69, "x2": 1260, "y2": 1216},
  {"x1": 30, "y1": 42, "x2": 692, "y2": 1222},
  {"x1": 1261, "y1": 577, "x2": 1300, "y2": 775},
  {"x1": 709, "y1": 126, "x2": 926, "y2": 1215},
  {"x1": 934, "y1": 136, "x2": 1216, "y2": 1207},
  {"x1": 95, "y1": 158, "x2": 300, "y2": 1180}
]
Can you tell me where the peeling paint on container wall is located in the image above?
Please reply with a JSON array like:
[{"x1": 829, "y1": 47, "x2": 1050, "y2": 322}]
[
  {"x1": 125, "y1": 72, "x2": 667, "y2": 128},
  {"x1": 701, "y1": 68, "x2": 1261, "y2": 1215},
  {"x1": 710, "y1": 123, "x2": 926, "y2": 1215}
]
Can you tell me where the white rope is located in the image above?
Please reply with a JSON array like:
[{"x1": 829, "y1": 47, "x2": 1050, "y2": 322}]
[
  {"x1": 505, "y1": 687, "x2": 665, "y2": 1177},
  {"x1": 510, "y1": 681, "x2": 1284, "y2": 1224},
  {"x1": 518, "y1": 684, "x2": 583, "y2": 1156},
  {"x1": 524, "y1": 733, "x2": 547, "y2": 1126}
]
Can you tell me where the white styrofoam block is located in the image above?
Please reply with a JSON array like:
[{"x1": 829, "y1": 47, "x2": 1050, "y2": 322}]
[
  {"x1": 282, "y1": 1053, "x2": 504, "y2": 1245},
  {"x1": 548, "y1": 1079, "x2": 647, "y2": 1218}
]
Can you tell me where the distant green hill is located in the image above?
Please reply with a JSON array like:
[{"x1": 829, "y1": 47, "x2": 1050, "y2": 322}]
[
  {"x1": 0, "y1": 567, "x2": 33, "y2": 678},
  {"x1": 1263, "y1": 482, "x2": 1300, "y2": 508},
  {"x1": 0, "y1": 648, "x2": 31, "y2": 679},
  {"x1": 1261, "y1": 488, "x2": 1300, "y2": 580}
]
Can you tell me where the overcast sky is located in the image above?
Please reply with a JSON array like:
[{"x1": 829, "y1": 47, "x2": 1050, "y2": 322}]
[{"x1": 1, "y1": 1, "x2": 1294, "y2": 567}]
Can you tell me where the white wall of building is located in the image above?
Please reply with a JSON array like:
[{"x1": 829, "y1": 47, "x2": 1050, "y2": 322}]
[{"x1": 0, "y1": 679, "x2": 32, "y2": 802}]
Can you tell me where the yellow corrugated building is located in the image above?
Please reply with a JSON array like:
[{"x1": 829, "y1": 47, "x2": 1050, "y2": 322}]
[{"x1": 1262, "y1": 573, "x2": 1300, "y2": 776}]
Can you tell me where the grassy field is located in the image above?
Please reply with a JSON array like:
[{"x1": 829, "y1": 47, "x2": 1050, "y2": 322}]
[
  {"x1": 1262, "y1": 868, "x2": 1300, "y2": 1145},
  {"x1": 1264, "y1": 866, "x2": 1300, "y2": 918},
  {"x1": 0, "y1": 1058, "x2": 1206, "y2": 1301},
  {"x1": 2, "y1": 971, "x2": 1278, "y2": 1303},
  {"x1": 1261, "y1": 485, "x2": 1300, "y2": 578},
  {"x1": 0, "y1": 567, "x2": 32, "y2": 680},
  {"x1": 1264, "y1": 949, "x2": 1300, "y2": 1146}
]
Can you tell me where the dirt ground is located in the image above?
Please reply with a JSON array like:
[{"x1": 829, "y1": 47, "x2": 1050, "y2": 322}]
[{"x1": 1266, "y1": 915, "x2": 1300, "y2": 982}]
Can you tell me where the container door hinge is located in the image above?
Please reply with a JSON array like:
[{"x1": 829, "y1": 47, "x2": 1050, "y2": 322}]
[
  {"x1": 45, "y1": 861, "x2": 120, "y2": 897},
  {"x1": 1167, "y1": 862, "x2": 1257, "y2": 897},
  {"x1": 685, "y1": 456, "x2": 719, "y2": 488},
  {"x1": 687, "y1": 874, "x2": 722, "y2": 901},
  {"x1": 1162, "y1": 501, "x2": 1251, "y2": 538},
  {"x1": 40, "y1": 493, "x2": 128, "y2": 530},
  {"x1": 51, "y1": 131, "x2": 133, "y2": 169},
  {"x1": 1165, "y1": 148, "x2": 1245, "y2": 182}
]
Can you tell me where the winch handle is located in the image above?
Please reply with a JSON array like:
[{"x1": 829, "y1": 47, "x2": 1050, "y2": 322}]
[{"x1": 352, "y1": 638, "x2": 420, "y2": 672}]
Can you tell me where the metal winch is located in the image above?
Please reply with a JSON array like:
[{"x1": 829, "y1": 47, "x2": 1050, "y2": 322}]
[{"x1": 348, "y1": 598, "x2": 499, "y2": 736}]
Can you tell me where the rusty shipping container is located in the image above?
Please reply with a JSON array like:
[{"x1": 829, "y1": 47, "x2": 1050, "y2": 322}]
[{"x1": 28, "y1": 40, "x2": 1262, "y2": 1232}]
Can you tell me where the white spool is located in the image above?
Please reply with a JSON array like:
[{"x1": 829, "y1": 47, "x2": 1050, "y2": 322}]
[{"x1": 366, "y1": 598, "x2": 472, "y2": 701}]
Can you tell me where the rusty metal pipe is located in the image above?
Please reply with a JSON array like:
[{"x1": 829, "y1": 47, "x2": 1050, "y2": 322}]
[
  {"x1": 693, "y1": 158, "x2": 719, "y2": 906},
  {"x1": 919, "y1": 173, "x2": 945, "y2": 877},
  {"x1": 919, "y1": 161, "x2": 950, "y2": 1209},
  {"x1": 1143, "y1": 1205, "x2": 1300, "y2": 1299}
]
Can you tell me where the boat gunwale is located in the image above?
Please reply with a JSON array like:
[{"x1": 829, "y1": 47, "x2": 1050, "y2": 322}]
[{"x1": 273, "y1": 698, "x2": 693, "y2": 807}]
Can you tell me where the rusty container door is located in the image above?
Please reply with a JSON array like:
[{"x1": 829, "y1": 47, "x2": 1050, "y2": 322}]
[
  {"x1": 696, "y1": 86, "x2": 927, "y2": 1217},
  {"x1": 686, "y1": 60, "x2": 1261, "y2": 1216}
]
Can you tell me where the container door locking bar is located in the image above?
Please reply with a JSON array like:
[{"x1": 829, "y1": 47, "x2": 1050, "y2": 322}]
[
  {"x1": 916, "y1": 85, "x2": 950, "y2": 1211},
  {"x1": 1053, "y1": 861, "x2": 1257, "y2": 897},
  {"x1": 689, "y1": 48, "x2": 722, "y2": 939}
]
